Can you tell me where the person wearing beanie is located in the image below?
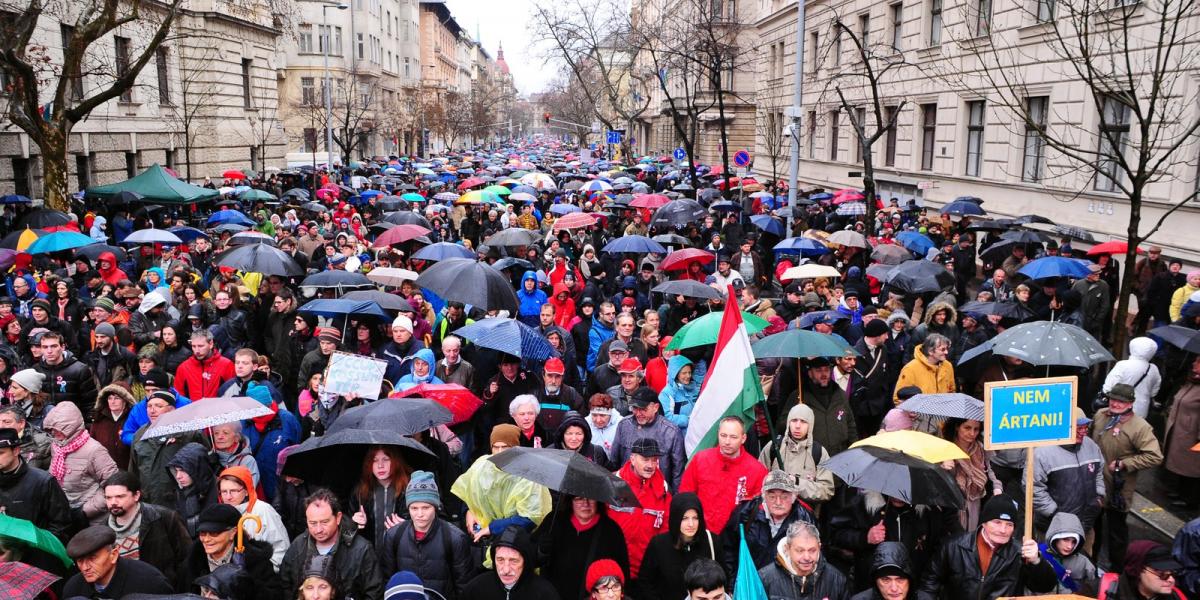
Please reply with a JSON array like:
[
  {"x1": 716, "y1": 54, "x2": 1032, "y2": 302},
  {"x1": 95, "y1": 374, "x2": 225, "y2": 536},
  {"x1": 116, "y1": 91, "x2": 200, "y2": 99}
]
[
  {"x1": 379, "y1": 313, "x2": 427, "y2": 386},
  {"x1": 852, "y1": 316, "x2": 897, "y2": 436},
  {"x1": 384, "y1": 571, "x2": 428, "y2": 600},
  {"x1": 584, "y1": 558, "x2": 627, "y2": 600},
  {"x1": 297, "y1": 327, "x2": 341, "y2": 397},
  {"x1": 461, "y1": 528, "x2": 560, "y2": 600},
  {"x1": 759, "y1": 403, "x2": 836, "y2": 507},
  {"x1": 85, "y1": 318, "x2": 138, "y2": 389},
  {"x1": 451, "y1": 425, "x2": 552, "y2": 548},
  {"x1": 918, "y1": 494, "x2": 1058, "y2": 598}
]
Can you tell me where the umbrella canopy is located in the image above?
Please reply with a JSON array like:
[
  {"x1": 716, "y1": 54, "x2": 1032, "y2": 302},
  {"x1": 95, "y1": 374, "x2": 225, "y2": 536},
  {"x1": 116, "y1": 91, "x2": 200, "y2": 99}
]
[
  {"x1": 298, "y1": 298, "x2": 391, "y2": 320},
  {"x1": 281, "y1": 428, "x2": 435, "y2": 493},
  {"x1": 228, "y1": 231, "x2": 277, "y2": 247},
  {"x1": 826, "y1": 230, "x2": 869, "y2": 248},
  {"x1": 207, "y1": 209, "x2": 256, "y2": 227},
  {"x1": 895, "y1": 231, "x2": 935, "y2": 256},
  {"x1": 940, "y1": 200, "x2": 987, "y2": 217},
  {"x1": 415, "y1": 258, "x2": 520, "y2": 313},
  {"x1": 666, "y1": 311, "x2": 770, "y2": 350},
  {"x1": 852, "y1": 431, "x2": 970, "y2": 463},
  {"x1": 85, "y1": 164, "x2": 219, "y2": 204},
  {"x1": 365, "y1": 267, "x2": 420, "y2": 287},
  {"x1": 0, "y1": 514, "x2": 71, "y2": 567},
  {"x1": 383, "y1": 211, "x2": 433, "y2": 228},
  {"x1": 987, "y1": 320, "x2": 1114, "y2": 367},
  {"x1": 340, "y1": 290, "x2": 409, "y2": 311},
  {"x1": 453, "y1": 317, "x2": 559, "y2": 360},
  {"x1": 168, "y1": 226, "x2": 210, "y2": 243},
  {"x1": 774, "y1": 237, "x2": 830, "y2": 257},
  {"x1": 491, "y1": 257, "x2": 536, "y2": 272},
  {"x1": 1018, "y1": 256, "x2": 1093, "y2": 280},
  {"x1": 549, "y1": 203, "x2": 581, "y2": 215},
  {"x1": 957, "y1": 300, "x2": 1036, "y2": 321},
  {"x1": 871, "y1": 244, "x2": 911, "y2": 265},
  {"x1": 603, "y1": 236, "x2": 667, "y2": 254},
  {"x1": 651, "y1": 199, "x2": 707, "y2": 228},
  {"x1": 1149, "y1": 324, "x2": 1200, "y2": 353},
  {"x1": 412, "y1": 242, "x2": 477, "y2": 261},
  {"x1": 211, "y1": 223, "x2": 249, "y2": 235},
  {"x1": 0, "y1": 227, "x2": 45, "y2": 250},
  {"x1": 329, "y1": 397, "x2": 453, "y2": 434},
  {"x1": 651, "y1": 279, "x2": 723, "y2": 300},
  {"x1": 629, "y1": 193, "x2": 671, "y2": 209},
  {"x1": 1087, "y1": 240, "x2": 1142, "y2": 256},
  {"x1": 489, "y1": 447, "x2": 640, "y2": 506},
  {"x1": 824, "y1": 445, "x2": 965, "y2": 508},
  {"x1": 0, "y1": 194, "x2": 32, "y2": 204},
  {"x1": 1000, "y1": 230, "x2": 1053, "y2": 244},
  {"x1": 751, "y1": 328, "x2": 856, "y2": 359},
  {"x1": 798, "y1": 310, "x2": 849, "y2": 329},
  {"x1": 884, "y1": 260, "x2": 955, "y2": 294},
  {"x1": 897, "y1": 393, "x2": 986, "y2": 422},
  {"x1": 214, "y1": 244, "x2": 304, "y2": 276},
  {"x1": 301, "y1": 270, "x2": 374, "y2": 291},
  {"x1": 391, "y1": 384, "x2": 483, "y2": 426},
  {"x1": 0, "y1": 557, "x2": 60, "y2": 600},
  {"x1": 781, "y1": 264, "x2": 842, "y2": 281},
  {"x1": 121, "y1": 228, "x2": 184, "y2": 245},
  {"x1": 749, "y1": 215, "x2": 784, "y2": 236},
  {"x1": 16, "y1": 209, "x2": 71, "y2": 229},
  {"x1": 143, "y1": 396, "x2": 272, "y2": 438},
  {"x1": 75, "y1": 243, "x2": 128, "y2": 262},
  {"x1": 372, "y1": 224, "x2": 432, "y2": 248},
  {"x1": 484, "y1": 228, "x2": 541, "y2": 248},
  {"x1": 551, "y1": 212, "x2": 598, "y2": 231},
  {"x1": 652, "y1": 233, "x2": 692, "y2": 247},
  {"x1": 24, "y1": 231, "x2": 97, "y2": 255},
  {"x1": 660, "y1": 248, "x2": 715, "y2": 271}
]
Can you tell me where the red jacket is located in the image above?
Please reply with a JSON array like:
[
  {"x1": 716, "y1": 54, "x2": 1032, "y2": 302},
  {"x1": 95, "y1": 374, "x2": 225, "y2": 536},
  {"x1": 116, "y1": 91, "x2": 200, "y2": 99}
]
[
  {"x1": 679, "y1": 447, "x2": 768, "y2": 534},
  {"x1": 608, "y1": 460, "x2": 671, "y2": 578},
  {"x1": 174, "y1": 353, "x2": 235, "y2": 400}
]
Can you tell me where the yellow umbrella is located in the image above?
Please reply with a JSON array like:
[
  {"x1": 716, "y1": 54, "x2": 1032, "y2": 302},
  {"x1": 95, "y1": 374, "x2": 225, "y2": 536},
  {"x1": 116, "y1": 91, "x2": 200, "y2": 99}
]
[
  {"x1": 16, "y1": 227, "x2": 41, "y2": 252},
  {"x1": 851, "y1": 430, "x2": 969, "y2": 463}
]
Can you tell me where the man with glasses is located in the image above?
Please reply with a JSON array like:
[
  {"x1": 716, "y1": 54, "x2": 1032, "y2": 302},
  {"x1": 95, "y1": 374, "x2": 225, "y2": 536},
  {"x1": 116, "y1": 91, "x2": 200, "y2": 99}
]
[
  {"x1": 585, "y1": 339, "x2": 629, "y2": 399},
  {"x1": 1090, "y1": 541, "x2": 1184, "y2": 600},
  {"x1": 597, "y1": 313, "x2": 647, "y2": 367},
  {"x1": 586, "y1": 301, "x2": 617, "y2": 372}
]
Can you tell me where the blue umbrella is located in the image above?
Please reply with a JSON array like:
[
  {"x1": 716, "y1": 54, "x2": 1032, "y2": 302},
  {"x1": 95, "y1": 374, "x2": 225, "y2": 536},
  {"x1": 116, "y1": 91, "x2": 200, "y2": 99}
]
[
  {"x1": 168, "y1": 226, "x2": 210, "y2": 243},
  {"x1": 940, "y1": 200, "x2": 987, "y2": 217},
  {"x1": 511, "y1": 185, "x2": 538, "y2": 195},
  {"x1": 412, "y1": 242, "x2": 476, "y2": 262},
  {"x1": 750, "y1": 215, "x2": 784, "y2": 236},
  {"x1": 1018, "y1": 256, "x2": 1092, "y2": 280},
  {"x1": 799, "y1": 310, "x2": 850, "y2": 329},
  {"x1": 207, "y1": 209, "x2": 255, "y2": 227},
  {"x1": 360, "y1": 190, "x2": 384, "y2": 198},
  {"x1": 896, "y1": 231, "x2": 935, "y2": 256},
  {"x1": 603, "y1": 235, "x2": 667, "y2": 254},
  {"x1": 453, "y1": 317, "x2": 559, "y2": 361},
  {"x1": 774, "y1": 237, "x2": 830, "y2": 257},
  {"x1": 0, "y1": 194, "x2": 31, "y2": 204},
  {"x1": 25, "y1": 231, "x2": 99, "y2": 255},
  {"x1": 298, "y1": 299, "x2": 391, "y2": 320},
  {"x1": 549, "y1": 204, "x2": 581, "y2": 215}
]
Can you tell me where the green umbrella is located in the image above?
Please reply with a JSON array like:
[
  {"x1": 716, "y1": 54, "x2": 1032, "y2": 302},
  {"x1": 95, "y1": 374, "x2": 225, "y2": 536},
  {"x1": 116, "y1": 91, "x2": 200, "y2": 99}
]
[
  {"x1": 483, "y1": 184, "x2": 512, "y2": 197},
  {"x1": 666, "y1": 311, "x2": 770, "y2": 350},
  {"x1": 751, "y1": 328, "x2": 857, "y2": 359},
  {"x1": 0, "y1": 514, "x2": 71, "y2": 567},
  {"x1": 240, "y1": 189, "x2": 277, "y2": 201}
]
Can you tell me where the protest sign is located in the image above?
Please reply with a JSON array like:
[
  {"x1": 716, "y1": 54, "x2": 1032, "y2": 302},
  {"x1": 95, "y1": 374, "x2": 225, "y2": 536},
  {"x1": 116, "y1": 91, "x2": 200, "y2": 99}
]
[{"x1": 324, "y1": 351, "x2": 389, "y2": 400}]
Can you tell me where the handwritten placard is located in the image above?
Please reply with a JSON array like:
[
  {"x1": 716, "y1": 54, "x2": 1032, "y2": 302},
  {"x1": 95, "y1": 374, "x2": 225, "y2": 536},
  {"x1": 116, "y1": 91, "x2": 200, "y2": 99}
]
[{"x1": 324, "y1": 351, "x2": 389, "y2": 400}]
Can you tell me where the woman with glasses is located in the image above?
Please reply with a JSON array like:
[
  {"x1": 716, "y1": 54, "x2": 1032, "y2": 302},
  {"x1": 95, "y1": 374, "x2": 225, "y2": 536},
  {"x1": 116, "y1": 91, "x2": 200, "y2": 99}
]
[
  {"x1": 534, "y1": 494, "x2": 629, "y2": 600},
  {"x1": 585, "y1": 559, "x2": 629, "y2": 600},
  {"x1": 216, "y1": 465, "x2": 291, "y2": 569}
]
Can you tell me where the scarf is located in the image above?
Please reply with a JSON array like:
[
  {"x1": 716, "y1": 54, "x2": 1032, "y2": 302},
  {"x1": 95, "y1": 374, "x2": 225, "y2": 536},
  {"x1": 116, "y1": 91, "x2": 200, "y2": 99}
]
[
  {"x1": 50, "y1": 430, "x2": 91, "y2": 483},
  {"x1": 953, "y1": 441, "x2": 989, "y2": 501},
  {"x1": 1104, "y1": 408, "x2": 1129, "y2": 432},
  {"x1": 571, "y1": 514, "x2": 599, "y2": 533},
  {"x1": 252, "y1": 401, "x2": 278, "y2": 433}
]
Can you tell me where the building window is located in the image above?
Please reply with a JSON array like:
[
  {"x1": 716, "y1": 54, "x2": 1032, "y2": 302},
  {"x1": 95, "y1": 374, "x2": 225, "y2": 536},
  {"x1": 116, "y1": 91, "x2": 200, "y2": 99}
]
[
  {"x1": 855, "y1": 107, "x2": 866, "y2": 163},
  {"x1": 357, "y1": 33, "x2": 364, "y2": 60},
  {"x1": 75, "y1": 154, "x2": 91, "y2": 190},
  {"x1": 769, "y1": 44, "x2": 778, "y2": 79},
  {"x1": 884, "y1": 106, "x2": 898, "y2": 166},
  {"x1": 833, "y1": 27, "x2": 842, "y2": 65},
  {"x1": 829, "y1": 110, "x2": 840, "y2": 161},
  {"x1": 115, "y1": 36, "x2": 131, "y2": 102},
  {"x1": 807, "y1": 110, "x2": 817, "y2": 158},
  {"x1": 241, "y1": 58, "x2": 253, "y2": 108},
  {"x1": 1095, "y1": 94, "x2": 1131, "y2": 192},
  {"x1": 156, "y1": 47, "x2": 171, "y2": 105},
  {"x1": 301, "y1": 77, "x2": 316, "y2": 105},
  {"x1": 972, "y1": 0, "x2": 992, "y2": 36},
  {"x1": 859, "y1": 13, "x2": 870, "y2": 50},
  {"x1": 318, "y1": 25, "x2": 330, "y2": 53},
  {"x1": 11, "y1": 158, "x2": 31, "y2": 198},
  {"x1": 299, "y1": 24, "x2": 314, "y2": 53},
  {"x1": 921, "y1": 103, "x2": 937, "y2": 170},
  {"x1": 404, "y1": 57, "x2": 411, "y2": 78},
  {"x1": 965, "y1": 100, "x2": 986, "y2": 176},
  {"x1": 60, "y1": 24, "x2": 83, "y2": 100},
  {"x1": 125, "y1": 152, "x2": 138, "y2": 179},
  {"x1": 303, "y1": 127, "x2": 317, "y2": 153},
  {"x1": 809, "y1": 31, "x2": 820, "y2": 72},
  {"x1": 1022, "y1": 96, "x2": 1048, "y2": 182},
  {"x1": 1037, "y1": 0, "x2": 1055, "y2": 21},
  {"x1": 359, "y1": 82, "x2": 371, "y2": 109},
  {"x1": 928, "y1": 0, "x2": 942, "y2": 45},
  {"x1": 890, "y1": 3, "x2": 903, "y2": 50}
]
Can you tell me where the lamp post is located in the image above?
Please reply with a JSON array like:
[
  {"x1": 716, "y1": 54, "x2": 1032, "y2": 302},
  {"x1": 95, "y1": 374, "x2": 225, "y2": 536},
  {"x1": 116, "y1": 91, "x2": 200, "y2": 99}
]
[
  {"x1": 322, "y1": 2, "x2": 349, "y2": 169},
  {"x1": 784, "y1": 0, "x2": 807, "y2": 239}
]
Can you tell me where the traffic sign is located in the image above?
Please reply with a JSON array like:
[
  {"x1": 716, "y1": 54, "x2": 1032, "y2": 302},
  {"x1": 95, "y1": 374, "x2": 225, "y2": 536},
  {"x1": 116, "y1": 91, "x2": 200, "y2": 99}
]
[
  {"x1": 606, "y1": 130, "x2": 624, "y2": 144},
  {"x1": 734, "y1": 150, "x2": 751, "y2": 167},
  {"x1": 985, "y1": 376, "x2": 1075, "y2": 450},
  {"x1": 673, "y1": 147, "x2": 687, "y2": 161}
]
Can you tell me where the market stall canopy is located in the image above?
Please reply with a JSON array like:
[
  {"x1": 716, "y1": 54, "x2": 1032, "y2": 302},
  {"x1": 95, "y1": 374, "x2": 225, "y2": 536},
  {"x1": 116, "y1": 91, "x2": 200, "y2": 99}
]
[{"x1": 85, "y1": 164, "x2": 220, "y2": 204}]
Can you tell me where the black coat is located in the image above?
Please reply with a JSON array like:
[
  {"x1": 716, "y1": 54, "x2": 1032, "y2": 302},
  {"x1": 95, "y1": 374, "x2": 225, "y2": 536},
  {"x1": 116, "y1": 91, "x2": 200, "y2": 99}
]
[
  {"x1": 379, "y1": 518, "x2": 474, "y2": 600},
  {"x1": 34, "y1": 355, "x2": 99, "y2": 422},
  {"x1": 280, "y1": 527, "x2": 383, "y2": 600},
  {"x1": 636, "y1": 492, "x2": 715, "y2": 600},
  {"x1": 62, "y1": 556, "x2": 173, "y2": 599},
  {"x1": 720, "y1": 497, "x2": 817, "y2": 582},
  {"x1": 134, "y1": 502, "x2": 193, "y2": 592},
  {"x1": 462, "y1": 570, "x2": 563, "y2": 600},
  {"x1": 827, "y1": 491, "x2": 957, "y2": 592},
  {"x1": 851, "y1": 339, "x2": 895, "y2": 420},
  {"x1": 534, "y1": 507, "x2": 629, "y2": 600},
  {"x1": 185, "y1": 537, "x2": 282, "y2": 600},
  {"x1": 271, "y1": 478, "x2": 317, "y2": 540},
  {"x1": 759, "y1": 556, "x2": 851, "y2": 600},
  {"x1": 0, "y1": 458, "x2": 73, "y2": 542},
  {"x1": 917, "y1": 530, "x2": 1058, "y2": 600}
]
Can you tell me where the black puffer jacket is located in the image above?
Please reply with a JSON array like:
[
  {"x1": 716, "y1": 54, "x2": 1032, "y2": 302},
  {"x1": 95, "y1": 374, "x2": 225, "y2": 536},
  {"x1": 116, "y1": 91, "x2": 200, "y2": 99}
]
[
  {"x1": 720, "y1": 497, "x2": 817, "y2": 582},
  {"x1": 164, "y1": 442, "x2": 218, "y2": 537},
  {"x1": 638, "y1": 492, "x2": 716, "y2": 600},
  {"x1": 134, "y1": 502, "x2": 193, "y2": 592},
  {"x1": 534, "y1": 502, "x2": 629, "y2": 600},
  {"x1": 280, "y1": 524, "x2": 383, "y2": 600},
  {"x1": 848, "y1": 542, "x2": 919, "y2": 600},
  {"x1": 34, "y1": 355, "x2": 99, "y2": 422},
  {"x1": 379, "y1": 517, "x2": 474, "y2": 600},
  {"x1": 759, "y1": 546, "x2": 851, "y2": 600},
  {"x1": 828, "y1": 491, "x2": 958, "y2": 592},
  {"x1": 462, "y1": 528, "x2": 563, "y2": 600},
  {"x1": 917, "y1": 529, "x2": 1058, "y2": 600},
  {"x1": 0, "y1": 458, "x2": 73, "y2": 542},
  {"x1": 551, "y1": 411, "x2": 612, "y2": 470}
]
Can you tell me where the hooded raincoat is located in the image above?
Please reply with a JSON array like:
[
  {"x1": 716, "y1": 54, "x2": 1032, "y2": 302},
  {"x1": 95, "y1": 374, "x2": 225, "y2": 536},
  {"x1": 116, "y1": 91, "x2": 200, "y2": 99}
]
[{"x1": 659, "y1": 355, "x2": 702, "y2": 432}]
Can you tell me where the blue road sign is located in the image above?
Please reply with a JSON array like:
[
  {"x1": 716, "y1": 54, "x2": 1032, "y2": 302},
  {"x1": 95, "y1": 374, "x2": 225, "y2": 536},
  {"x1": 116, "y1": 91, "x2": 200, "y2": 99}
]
[
  {"x1": 734, "y1": 150, "x2": 751, "y2": 167},
  {"x1": 606, "y1": 130, "x2": 624, "y2": 144},
  {"x1": 673, "y1": 147, "x2": 687, "y2": 161},
  {"x1": 984, "y1": 376, "x2": 1076, "y2": 450}
]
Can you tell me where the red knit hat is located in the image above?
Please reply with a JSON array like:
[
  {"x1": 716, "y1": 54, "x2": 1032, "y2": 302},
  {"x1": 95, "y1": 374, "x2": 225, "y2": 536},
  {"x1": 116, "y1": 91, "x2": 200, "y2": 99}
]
[{"x1": 585, "y1": 559, "x2": 624, "y2": 591}]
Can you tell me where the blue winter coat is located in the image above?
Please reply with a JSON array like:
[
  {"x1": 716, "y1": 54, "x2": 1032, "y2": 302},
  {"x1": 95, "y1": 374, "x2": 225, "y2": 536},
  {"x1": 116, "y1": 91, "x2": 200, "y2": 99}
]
[
  {"x1": 119, "y1": 390, "x2": 193, "y2": 446},
  {"x1": 244, "y1": 408, "x2": 302, "y2": 500},
  {"x1": 659, "y1": 355, "x2": 702, "y2": 432},
  {"x1": 587, "y1": 315, "x2": 615, "y2": 371},
  {"x1": 516, "y1": 271, "x2": 548, "y2": 324}
]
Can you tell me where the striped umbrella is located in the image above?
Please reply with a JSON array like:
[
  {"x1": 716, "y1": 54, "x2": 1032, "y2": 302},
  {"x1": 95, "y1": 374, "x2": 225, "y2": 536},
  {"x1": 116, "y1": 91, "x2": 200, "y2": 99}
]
[{"x1": 453, "y1": 317, "x2": 559, "y2": 361}]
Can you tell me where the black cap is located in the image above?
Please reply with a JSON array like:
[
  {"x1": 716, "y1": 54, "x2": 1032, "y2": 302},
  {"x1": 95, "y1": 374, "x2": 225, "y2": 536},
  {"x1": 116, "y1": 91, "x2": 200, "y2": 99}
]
[
  {"x1": 196, "y1": 504, "x2": 241, "y2": 533},
  {"x1": 627, "y1": 387, "x2": 660, "y2": 409},
  {"x1": 143, "y1": 369, "x2": 169, "y2": 390},
  {"x1": 1144, "y1": 544, "x2": 1184, "y2": 572},
  {"x1": 0, "y1": 428, "x2": 18, "y2": 448},
  {"x1": 67, "y1": 525, "x2": 116, "y2": 559},
  {"x1": 630, "y1": 437, "x2": 663, "y2": 457},
  {"x1": 580, "y1": 297, "x2": 596, "y2": 307},
  {"x1": 805, "y1": 356, "x2": 833, "y2": 368},
  {"x1": 864, "y1": 319, "x2": 890, "y2": 337},
  {"x1": 980, "y1": 494, "x2": 1019, "y2": 524},
  {"x1": 785, "y1": 282, "x2": 803, "y2": 295},
  {"x1": 896, "y1": 386, "x2": 922, "y2": 401}
]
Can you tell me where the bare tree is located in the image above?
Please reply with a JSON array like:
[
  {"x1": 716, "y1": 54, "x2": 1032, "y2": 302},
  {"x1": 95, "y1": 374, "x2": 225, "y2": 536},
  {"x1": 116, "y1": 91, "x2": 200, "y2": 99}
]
[
  {"x1": 756, "y1": 96, "x2": 787, "y2": 191},
  {"x1": 540, "y1": 72, "x2": 595, "y2": 144},
  {"x1": 0, "y1": 0, "x2": 184, "y2": 209},
  {"x1": 929, "y1": 0, "x2": 1200, "y2": 355},
  {"x1": 290, "y1": 73, "x2": 380, "y2": 165},
  {"x1": 165, "y1": 43, "x2": 220, "y2": 182}
]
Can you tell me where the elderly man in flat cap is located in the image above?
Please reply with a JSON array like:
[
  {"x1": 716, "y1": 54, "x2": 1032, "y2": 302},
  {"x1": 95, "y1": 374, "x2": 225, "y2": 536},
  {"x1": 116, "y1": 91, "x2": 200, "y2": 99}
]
[{"x1": 62, "y1": 524, "x2": 173, "y2": 598}]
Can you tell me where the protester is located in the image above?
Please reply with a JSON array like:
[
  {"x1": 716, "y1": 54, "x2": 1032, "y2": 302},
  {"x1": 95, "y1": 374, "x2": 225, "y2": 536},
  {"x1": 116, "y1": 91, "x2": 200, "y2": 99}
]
[
  {"x1": 679, "y1": 416, "x2": 767, "y2": 534},
  {"x1": 848, "y1": 542, "x2": 918, "y2": 600},
  {"x1": 379, "y1": 471, "x2": 474, "y2": 600},
  {"x1": 280, "y1": 488, "x2": 384, "y2": 600},
  {"x1": 639, "y1": 491, "x2": 716, "y2": 600},
  {"x1": 62, "y1": 524, "x2": 174, "y2": 598},
  {"x1": 102, "y1": 470, "x2": 193, "y2": 591},
  {"x1": 759, "y1": 521, "x2": 850, "y2": 600},
  {"x1": 462, "y1": 528, "x2": 562, "y2": 600},
  {"x1": 185, "y1": 503, "x2": 283, "y2": 600}
]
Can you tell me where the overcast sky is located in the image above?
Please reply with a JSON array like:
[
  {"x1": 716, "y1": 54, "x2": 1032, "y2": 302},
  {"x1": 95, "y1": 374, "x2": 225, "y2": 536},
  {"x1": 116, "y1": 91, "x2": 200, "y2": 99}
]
[{"x1": 444, "y1": 0, "x2": 555, "y2": 95}]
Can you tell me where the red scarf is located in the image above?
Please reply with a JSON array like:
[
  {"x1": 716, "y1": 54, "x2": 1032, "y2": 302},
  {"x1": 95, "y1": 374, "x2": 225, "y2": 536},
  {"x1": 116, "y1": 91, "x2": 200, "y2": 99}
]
[
  {"x1": 571, "y1": 514, "x2": 599, "y2": 533},
  {"x1": 252, "y1": 401, "x2": 278, "y2": 432}
]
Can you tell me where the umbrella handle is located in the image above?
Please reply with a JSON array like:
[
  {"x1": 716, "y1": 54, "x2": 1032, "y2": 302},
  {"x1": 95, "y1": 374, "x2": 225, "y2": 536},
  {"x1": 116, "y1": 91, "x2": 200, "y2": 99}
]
[{"x1": 235, "y1": 514, "x2": 263, "y2": 553}]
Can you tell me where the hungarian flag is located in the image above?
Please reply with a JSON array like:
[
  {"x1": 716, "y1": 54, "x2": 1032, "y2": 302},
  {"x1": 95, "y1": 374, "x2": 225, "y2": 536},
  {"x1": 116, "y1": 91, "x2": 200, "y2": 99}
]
[{"x1": 684, "y1": 285, "x2": 766, "y2": 456}]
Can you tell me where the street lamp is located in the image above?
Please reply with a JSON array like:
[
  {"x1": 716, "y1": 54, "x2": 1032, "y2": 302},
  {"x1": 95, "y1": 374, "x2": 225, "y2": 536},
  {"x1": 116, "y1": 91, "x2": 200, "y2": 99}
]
[{"x1": 321, "y1": 1, "x2": 349, "y2": 168}]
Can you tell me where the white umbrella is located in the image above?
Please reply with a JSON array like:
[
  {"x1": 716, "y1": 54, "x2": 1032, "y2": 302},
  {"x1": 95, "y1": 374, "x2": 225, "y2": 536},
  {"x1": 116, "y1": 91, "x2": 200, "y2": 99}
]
[
  {"x1": 781, "y1": 264, "x2": 843, "y2": 280},
  {"x1": 366, "y1": 267, "x2": 420, "y2": 287}
]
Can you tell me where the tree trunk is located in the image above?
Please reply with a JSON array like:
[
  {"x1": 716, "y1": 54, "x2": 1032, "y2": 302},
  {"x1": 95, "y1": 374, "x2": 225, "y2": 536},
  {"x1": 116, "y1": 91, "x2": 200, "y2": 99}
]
[
  {"x1": 39, "y1": 122, "x2": 71, "y2": 212},
  {"x1": 1112, "y1": 191, "x2": 1143, "y2": 360},
  {"x1": 861, "y1": 135, "x2": 876, "y2": 232}
]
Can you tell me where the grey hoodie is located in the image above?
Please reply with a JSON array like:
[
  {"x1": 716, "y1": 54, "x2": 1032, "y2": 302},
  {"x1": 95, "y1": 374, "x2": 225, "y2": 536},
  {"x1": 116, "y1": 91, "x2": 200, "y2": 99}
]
[{"x1": 1034, "y1": 512, "x2": 1102, "y2": 595}]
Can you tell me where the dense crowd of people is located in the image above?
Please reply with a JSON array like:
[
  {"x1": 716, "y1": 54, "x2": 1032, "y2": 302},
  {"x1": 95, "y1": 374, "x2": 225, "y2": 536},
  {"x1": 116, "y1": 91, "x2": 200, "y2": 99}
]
[{"x1": 0, "y1": 140, "x2": 1196, "y2": 600}]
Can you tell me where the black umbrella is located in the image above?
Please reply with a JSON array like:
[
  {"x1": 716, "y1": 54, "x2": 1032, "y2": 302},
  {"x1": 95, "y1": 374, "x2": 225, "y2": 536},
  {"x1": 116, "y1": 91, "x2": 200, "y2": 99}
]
[
  {"x1": 958, "y1": 300, "x2": 1037, "y2": 321},
  {"x1": 108, "y1": 190, "x2": 144, "y2": 205},
  {"x1": 489, "y1": 447, "x2": 640, "y2": 506},
  {"x1": 281, "y1": 428, "x2": 435, "y2": 493},
  {"x1": 328, "y1": 398, "x2": 452, "y2": 435},
  {"x1": 16, "y1": 208, "x2": 71, "y2": 229},
  {"x1": 384, "y1": 211, "x2": 432, "y2": 228},
  {"x1": 1149, "y1": 325, "x2": 1200, "y2": 353},
  {"x1": 342, "y1": 290, "x2": 411, "y2": 312},
  {"x1": 301, "y1": 270, "x2": 374, "y2": 291},
  {"x1": 490, "y1": 257, "x2": 535, "y2": 272},
  {"x1": 0, "y1": 227, "x2": 46, "y2": 250},
  {"x1": 652, "y1": 233, "x2": 692, "y2": 247},
  {"x1": 651, "y1": 199, "x2": 707, "y2": 229},
  {"x1": 980, "y1": 239, "x2": 1020, "y2": 263},
  {"x1": 213, "y1": 244, "x2": 304, "y2": 276},
  {"x1": 884, "y1": 260, "x2": 955, "y2": 294},
  {"x1": 301, "y1": 202, "x2": 328, "y2": 213},
  {"x1": 1000, "y1": 230, "x2": 1053, "y2": 244},
  {"x1": 485, "y1": 228, "x2": 541, "y2": 248},
  {"x1": 75, "y1": 243, "x2": 129, "y2": 262},
  {"x1": 824, "y1": 446, "x2": 965, "y2": 508},
  {"x1": 965, "y1": 219, "x2": 1013, "y2": 231},
  {"x1": 377, "y1": 197, "x2": 407, "y2": 211},
  {"x1": 415, "y1": 258, "x2": 519, "y2": 313},
  {"x1": 652, "y1": 279, "x2": 722, "y2": 300},
  {"x1": 988, "y1": 320, "x2": 1113, "y2": 367},
  {"x1": 1014, "y1": 214, "x2": 1054, "y2": 225}
]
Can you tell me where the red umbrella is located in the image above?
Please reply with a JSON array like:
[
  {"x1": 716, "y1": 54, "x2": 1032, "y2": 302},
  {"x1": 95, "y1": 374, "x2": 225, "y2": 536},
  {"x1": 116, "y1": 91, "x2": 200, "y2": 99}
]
[
  {"x1": 0, "y1": 561, "x2": 60, "y2": 600},
  {"x1": 707, "y1": 165, "x2": 725, "y2": 176},
  {"x1": 552, "y1": 212, "x2": 598, "y2": 231},
  {"x1": 1087, "y1": 240, "x2": 1142, "y2": 256},
  {"x1": 163, "y1": 166, "x2": 180, "y2": 178},
  {"x1": 223, "y1": 169, "x2": 247, "y2": 180},
  {"x1": 660, "y1": 248, "x2": 715, "y2": 271},
  {"x1": 457, "y1": 177, "x2": 487, "y2": 191},
  {"x1": 392, "y1": 383, "x2": 482, "y2": 426},
  {"x1": 372, "y1": 224, "x2": 432, "y2": 248},
  {"x1": 630, "y1": 193, "x2": 671, "y2": 209}
]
